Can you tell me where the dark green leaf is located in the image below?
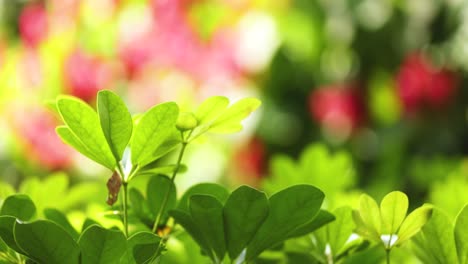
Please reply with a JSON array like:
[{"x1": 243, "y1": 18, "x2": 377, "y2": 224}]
[
  {"x1": 0, "y1": 216, "x2": 24, "y2": 253},
  {"x1": 82, "y1": 218, "x2": 99, "y2": 232},
  {"x1": 43, "y1": 208, "x2": 79, "y2": 240},
  {"x1": 1, "y1": 195, "x2": 36, "y2": 221},
  {"x1": 131, "y1": 102, "x2": 179, "y2": 166},
  {"x1": 169, "y1": 210, "x2": 214, "y2": 261},
  {"x1": 223, "y1": 186, "x2": 269, "y2": 259},
  {"x1": 125, "y1": 231, "x2": 161, "y2": 264},
  {"x1": 14, "y1": 220, "x2": 80, "y2": 264},
  {"x1": 190, "y1": 195, "x2": 226, "y2": 262},
  {"x1": 246, "y1": 185, "x2": 324, "y2": 260},
  {"x1": 57, "y1": 96, "x2": 116, "y2": 170},
  {"x1": 97, "y1": 90, "x2": 133, "y2": 161},
  {"x1": 177, "y1": 183, "x2": 229, "y2": 213},
  {"x1": 147, "y1": 175, "x2": 176, "y2": 224},
  {"x1": 78, "y1": 225, "x2": 127, "y2": 264},
  {"x1": 455, "y1": 204, "x2": 468, "y2": 264},
  {"x1": 286, "y1": 210, "x2": 335, "y2": 240}
]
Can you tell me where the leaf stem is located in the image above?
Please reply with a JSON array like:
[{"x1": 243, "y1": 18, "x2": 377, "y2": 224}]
[
  {"x1": 151, "y1": 140, "x2": 188, "y2": 233},
  {"x1": 386, "y1": 249, "x2": 391, "y2": 264},
  {"x1": 122, "y1": 181, "x2": 129, "y2": 237}
]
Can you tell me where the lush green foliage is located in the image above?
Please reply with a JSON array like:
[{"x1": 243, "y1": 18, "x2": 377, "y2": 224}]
[{"x1": 0, "y1": 91, "x2": 466, "y2": 264}]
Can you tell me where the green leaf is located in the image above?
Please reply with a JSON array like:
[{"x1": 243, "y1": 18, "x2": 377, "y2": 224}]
[
  {"x1": 138, "y1": 164, "x2": 187, "y2": 177},
  {"x1": 195, "y1": 96, "x2": 229, "y2": 125},
  {"x1": 150, "y1": 128, "x2": 182, "y2": 161},
  {"x1": 97, "y1": 90, "x2": 133, "y2": 161},
  {"x1": 208, "y1": 98, "x2": 261, "y2": 133},
  {"x1": 190, "y1": 195, "x2": 226, "y2": 262},
  {"x1": 0, "y1": 216, "x2": 24, "y2": 253},
  {"x1": 246, "y1": 185, "x2": 324, "y2": 260},
  {"x1": 147, "y1": 175, "x2": 176, "y2": 224},
  {"x1": 177, "y1": 183, "x2": 229, "y2": 213},
  {"x1": 169, "y1": 210, "x2": 214, "y2": 261},
  {"x1": 223, "y1": 186, "x2": 269, "y2": 260},
  {"x1": 78, "y1": 225, "x2": 127, "y2": 264},
  {"x1": 14, "y1": 220, "x2": 80, "y2": 264},
  {"x1": 411, "y1": 208, "x2": 458, "y2": 264},
  {"x1": 380, "y1": 191, "x2": 408, "y2": 234},
  {"x1": 397, "y1": 205, "x2": 432, "y2": 244},
  {"x1": 326, "y1": 207, "x2": 355, "y2": 255},
  {"x1": 357, "y1": 194, "x2": 381, "y2": 239},
  {"x1": 131, "y1": 102, "x2": 179, "y2": 166},
  {"x1": 43, "y1": 208, "x2": 79, "y2": 240},
  {"x1": 455, "y1": 204, "x2": 468, "y2": 264},
  {"x1": 286, "y1": 209, "x2": 336, "y2": 239},
  {"x1": 56, "y1": 96, "x2": 115, "y2": 170},
  {"x1": 0, "y1": 195, "x2": 36, "y2": 221},
  {"x1": 125, "y1": 231, "x2": 161, "y2": 264}
]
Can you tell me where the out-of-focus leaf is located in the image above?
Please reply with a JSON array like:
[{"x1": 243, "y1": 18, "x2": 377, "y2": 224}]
[
  {"x1": 147, "y1": 175, "x2": 176, "y2": 224},
  {"x1": 124, "y1": 231, "x2": 161, "y2": 264},
  {"x1": 455, "y1": 204, "x2": 468, "y2": 264},
  {"x1": 195, "y1": 96, "x2": 229, "y2": 125},
  {"x1": 43, "y1": 208, "x2": 79, "y2": 240},
  {"x1": 0, "y1": 216, "x2": 24, "y2": 253},
  {"x1": 380, "y1": 191, "x2": 408, "y2": 234},
  {"x1": 397, "y1": 205, "x2": 433, "y2": 245},
  {"x1": 357, "y1": 194, "x2": 381, "y2": 240},
  {"x1": 208, "y1": 98, "x2": 261, "y2": 133}
]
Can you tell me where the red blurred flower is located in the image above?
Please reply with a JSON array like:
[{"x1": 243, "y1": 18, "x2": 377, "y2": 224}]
[
  {"x1": 19, "y1": 4, "x2": 48, "y2": 48},
  {"x1": 64, "y1": 50, "x2": 115, "y2": 102},
  {"x1": 309, "y1": 85, "x2": 364, "y2": 138},
  {"x1": 397, "y1": 53, "x2": 458, "y2": 113},
  {"x1": 11, "y1": 107, "x2": 72, "y2": 171},
  {"x1": 234, "y1": 137, "x2": 265, "y2": 179}
]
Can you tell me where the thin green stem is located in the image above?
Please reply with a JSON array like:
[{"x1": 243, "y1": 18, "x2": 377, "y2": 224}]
[
  {"x1": 151, "y1": 141, "x2": 188, "y2": 233},
  {"x1": 386, "y1": 249, "x2": 391, "y2": 264},
  {"x1": 122, "y1": 181, "x2": 129, "y2": 237}
]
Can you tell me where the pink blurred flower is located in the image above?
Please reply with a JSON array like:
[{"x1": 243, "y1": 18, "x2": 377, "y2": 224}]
[
  {"x1": 64, "y1": 49, "x2": 115, "y2": 102},
  {"x1": 19, "y1": 4, "x2": 48, "y2": 48},
  {"x1": 309, "y1": 85, "x2": 364, "y2": 140},
  {"x1": 10, "y1": 107, "x2": 72, "y2": 171},
  {"x1": 397, "y1": 53, "x2": 458, "y2": 113}
]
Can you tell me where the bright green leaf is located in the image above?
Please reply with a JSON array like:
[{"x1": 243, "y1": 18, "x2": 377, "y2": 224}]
[
  {"x1": 326, "y1": 207, "x2": 355, "y2": 256},
  {"x1": 397, "y1": 205, "x2": 433, "y2": 244},
  {"x1": 147, "y1": 175, "x2": 176, "y2": 224},
  {"x1": 208, "y1": 98, "x2": 261, "y2": 133},
  {"x1": 223, "y1": 186, "x2": 269, "y2": 259},
  {"x1": 56, "y1": 96, "x2": 115, "y2": 170},
  {"x1": 190, "y1": 195, "x2": 226, "y2": 262},
  {"x1": 131, "y1": 102, "x2": 179, "y2": 166},
  {"x1": 358, "y1": 194, "x2": 381, "y2": 238},
  {"x1": 43, "y1": 208, "x2": 79, "y2": 240},
  {"x1": 0, "y1": 195, "x2": 36, "y2": 221},
  {"x1": 195, "y1": 96, "x2": 229, "y2": 125},
  {"x1": 246, "y1": 185, "x2": 324, "y2": 261},
  {"x1": 97, "y1": 90, "x2": 133, "y2": 161},
  {"x1": 177, "y1": 183, "x2": 229, "y2": 213},
  {"x1": 78, "y1": 225, "x2": 127, "y2": 264},
  {"x1": 455, "y1": 204, "x2": 468, "y2": 264},
  {"x1": 14, "y1": 220, "x2": 80, "y2": 264},
  {"x1": 380, "y1": 191, "x2": 408, "y2": 234}
]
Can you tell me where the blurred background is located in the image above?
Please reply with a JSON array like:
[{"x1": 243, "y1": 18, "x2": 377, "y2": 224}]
[{"x1": 0, "y1": 0, "x2": 468, "y2": 225}]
